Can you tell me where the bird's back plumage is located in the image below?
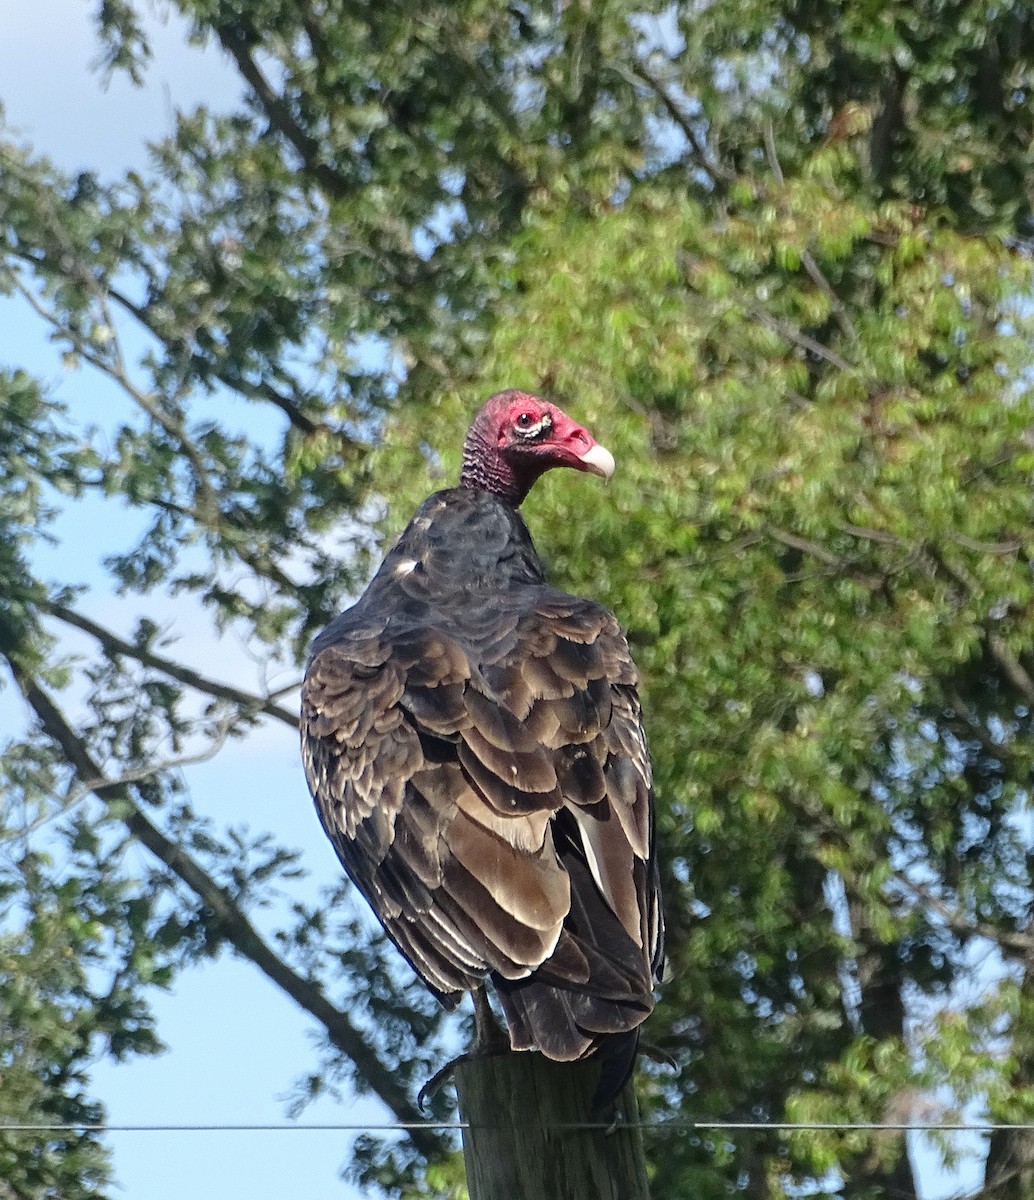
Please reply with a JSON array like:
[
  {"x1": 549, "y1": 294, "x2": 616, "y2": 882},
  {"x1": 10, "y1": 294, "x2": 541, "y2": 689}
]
[{"x1": 302, "y1": 481, "x2": 662, "y2": 1101}]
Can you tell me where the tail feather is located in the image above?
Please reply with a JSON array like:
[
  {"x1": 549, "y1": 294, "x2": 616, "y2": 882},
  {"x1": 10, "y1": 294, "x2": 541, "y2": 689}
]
[
  {"x1": 494, "y1": 978, "x2": 591, "y2": 1060},
  {"x1": 488, "y1": 809, "x2": 658, "y2": 1108},
  {"x1": 492, "y1": 974, "x2": 641, "y2": 1110}
]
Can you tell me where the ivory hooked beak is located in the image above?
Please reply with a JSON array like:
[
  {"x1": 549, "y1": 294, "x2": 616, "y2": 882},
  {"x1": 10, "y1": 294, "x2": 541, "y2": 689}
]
[{"x1": 576, "y1": 442, "x2": 616, "y2": 480}]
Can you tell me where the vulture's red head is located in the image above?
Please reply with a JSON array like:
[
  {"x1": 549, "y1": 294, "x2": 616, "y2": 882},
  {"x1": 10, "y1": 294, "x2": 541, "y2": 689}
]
[{"x1": 459, "y1": 390, "x2": 615, "y2": 507}]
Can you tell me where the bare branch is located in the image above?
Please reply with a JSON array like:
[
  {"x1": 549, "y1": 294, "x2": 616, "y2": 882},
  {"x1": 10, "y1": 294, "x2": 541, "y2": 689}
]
[
  {"x1": 43, "y1": 600, "x2": 299, "y2": 726},
  {"x1": 1, "y1": 717, "x2": 234, "y2": 844},
  {"x1": 749, "y1": 304, "x2": 855, "y2": 373},
  {"x1": 892, "y1": 871, "x2": 1034, "y2": 956},
  {"x1": 763, "y1": 119, "x2": 859, "y2": 341},
  {"x1": 2, "y1": 655, "x2": 443, "y2": 1159},
  {"x1": 619, "y1": 59, "x2": 735, "y2": 185}
]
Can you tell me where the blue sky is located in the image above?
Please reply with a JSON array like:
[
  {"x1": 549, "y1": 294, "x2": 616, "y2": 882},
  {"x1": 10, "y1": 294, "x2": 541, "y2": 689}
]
[{"x1": 0, "y1": 5, "x2": 989, "y2": 1199}]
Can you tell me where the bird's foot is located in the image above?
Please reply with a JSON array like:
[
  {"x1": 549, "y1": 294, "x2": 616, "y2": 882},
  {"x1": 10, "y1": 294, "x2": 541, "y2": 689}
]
[
  {"x1": 418, "y1": 1052, "x2": 474, "y2": 1111},
  {"x1": 471, "y1": 985, "x2": 510, "y2": 1055},
  {"x1": 638, "y1": 1040, "x2": 680, "y2": 1073},
  {"x1": 417, "y1": 987, "x2": 511, "y2": 1111}
]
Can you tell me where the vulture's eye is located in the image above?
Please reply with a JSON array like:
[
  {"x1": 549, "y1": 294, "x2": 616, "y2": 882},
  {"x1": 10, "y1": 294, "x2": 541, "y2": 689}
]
[{"x1": 513, "y1": 411, "x2": 551, "y2": 439}]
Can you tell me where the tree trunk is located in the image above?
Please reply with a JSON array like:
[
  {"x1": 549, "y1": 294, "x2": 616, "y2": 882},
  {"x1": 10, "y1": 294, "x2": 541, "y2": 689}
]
[
  {"x1": 845, "y1": 910, "x2": 917, "y2": 1200},
  {"x1": 454, "y1": 1052, "x2": 650, "y2": 1200},
  {"x1": 984, "y1": 939, "x2": 1034, "y2": 1198}
]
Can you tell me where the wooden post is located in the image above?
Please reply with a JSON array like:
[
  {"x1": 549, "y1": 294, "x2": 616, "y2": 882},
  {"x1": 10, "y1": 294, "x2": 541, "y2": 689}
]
[{"x1": 454, "y1": 1052, "x2": 650, "y2": 1200}]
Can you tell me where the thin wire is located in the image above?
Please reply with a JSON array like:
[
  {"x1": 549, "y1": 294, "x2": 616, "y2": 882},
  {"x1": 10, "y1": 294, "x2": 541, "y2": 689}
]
[{"x1": 0, "y1": 1120, "x2": 1026, "y2": 1134}]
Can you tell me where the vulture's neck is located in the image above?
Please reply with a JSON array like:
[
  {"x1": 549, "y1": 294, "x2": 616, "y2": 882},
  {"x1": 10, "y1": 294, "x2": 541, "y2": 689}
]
[{"x1": 460, "y1": 428, "x2": 539, "y2": 507}]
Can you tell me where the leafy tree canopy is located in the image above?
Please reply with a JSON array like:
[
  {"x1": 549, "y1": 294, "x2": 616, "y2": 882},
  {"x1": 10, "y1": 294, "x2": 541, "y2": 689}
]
[{"x1": 2, "y1": 1, "x2": 1034, "y2": 1196}]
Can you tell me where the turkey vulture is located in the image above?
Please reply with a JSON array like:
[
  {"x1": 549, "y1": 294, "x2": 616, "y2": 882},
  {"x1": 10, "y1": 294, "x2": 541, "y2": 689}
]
[{"x1": 301, "y1": 390, "x2": 663, "y2": 1107}]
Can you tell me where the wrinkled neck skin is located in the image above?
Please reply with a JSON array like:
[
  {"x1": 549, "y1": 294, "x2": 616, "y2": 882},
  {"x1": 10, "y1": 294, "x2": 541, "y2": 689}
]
[{"x1": 460, "y1": 424, "x2": 543, "y2": 507}]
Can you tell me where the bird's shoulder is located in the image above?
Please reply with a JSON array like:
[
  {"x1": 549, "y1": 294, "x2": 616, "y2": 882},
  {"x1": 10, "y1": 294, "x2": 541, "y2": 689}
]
[
  {"x1": 384, "y1": 487, "x2": 546, "y2": 592},
  {"x1": 305, "y1": 577, "x2": 636, "y2": 699}
]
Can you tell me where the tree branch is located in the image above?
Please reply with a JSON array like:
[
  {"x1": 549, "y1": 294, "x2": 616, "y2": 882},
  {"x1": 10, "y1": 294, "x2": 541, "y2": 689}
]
[
  {"x1": 3, "y1": 656, "x2": 443, "y2": 1161},
  {"x1": 0, "y1": 717, "x2": 234, "y2": 844},
  {"x1": 892, "y1": 871, "x2": 1034, "y2": 956},
  {"x1": 103, "y1": 275, "x2": 350, "y2": 444},
  {"x1": 925, "y1": 546, "x2": 1034, "y2": 706},
  {"x1": 619, "y1": 59, "x2": 735, "y2": 186},
  {"x1": 10, "y1": 244, "x2": 354, "y2": 447},
  {"x1": 765, "y1": 525, "x2": 842, "y2": 568},
  {"x1": 95, "y1": 484, "x2": 312, "y2": 602},
  {"x1": 987, "y1": 633, "x2": 1034, "y2": 706},
  {"x1": 749, "y1": 305, "x2": 855, "y2": 372},
  {"x1": 763, "y1": 119, "x2": 858, "y2": 342},
  {"x1": 42, "y1": 600, "x2": 299, "y2": 727},
  {"x1": 838, "y1": 522, "x2": 909, "y2": 547},
  {"x1": 946, "y1": 688, "x2": 1030, "y2": 779},
  {"x1": 764, "y1": 525, "x2": 887, "y2": 590},
  {"x1": 2, "y1": 266, "x2": 220, "y2": 518},
  {"x1": 216, "y1": 29, "x2": 353, "y2": 201}
]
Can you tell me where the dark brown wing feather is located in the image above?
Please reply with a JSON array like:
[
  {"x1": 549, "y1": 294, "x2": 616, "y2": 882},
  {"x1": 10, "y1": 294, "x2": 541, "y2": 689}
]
[{"x1": 301, "y1": 592, "x2": 661, "y2": 1035}]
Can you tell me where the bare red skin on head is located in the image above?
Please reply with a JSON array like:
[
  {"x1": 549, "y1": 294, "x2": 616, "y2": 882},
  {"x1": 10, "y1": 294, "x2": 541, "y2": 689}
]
[{"x1": 459, "y1": 390, "x2": 613, "y2": 506}]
